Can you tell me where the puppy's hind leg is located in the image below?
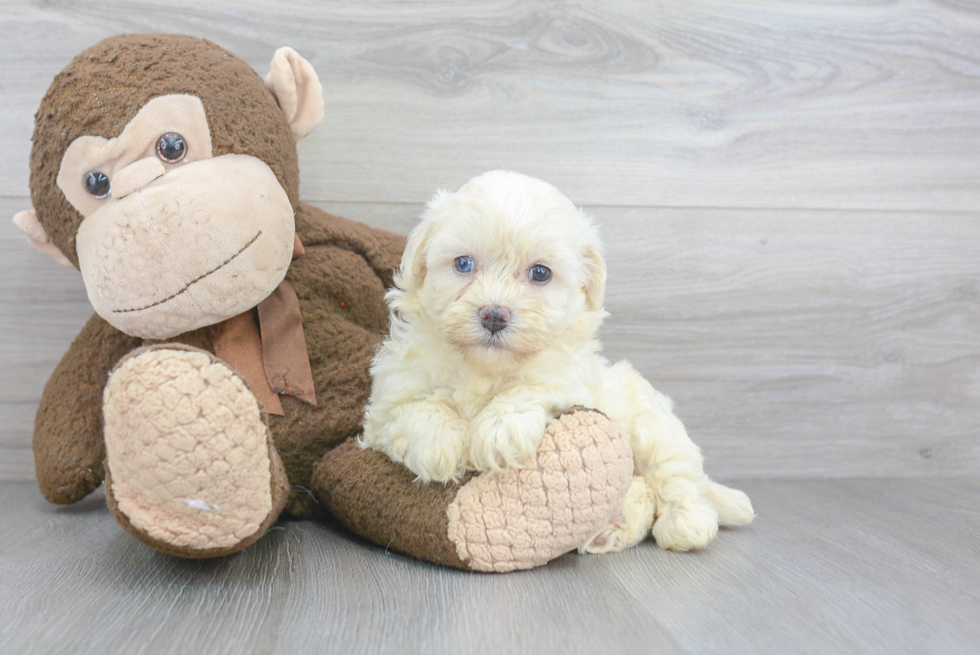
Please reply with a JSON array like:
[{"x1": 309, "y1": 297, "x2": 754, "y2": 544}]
[
  {"x1": 706, "y1": 480, "x2": 755, "y2": 526},
  {"x1": 599, "y1": 361, "x2": 723, "y2": 552},
  {"x1": 580, "y1": 476, "x2": 654, "y2": 554}
]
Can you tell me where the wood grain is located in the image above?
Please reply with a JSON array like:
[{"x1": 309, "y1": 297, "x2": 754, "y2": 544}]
[
  {"x1": 319, "y1": 201, "x2": 980, "y2": 478},
  {"x1": 2, "y1": 2, "x2": 979, "y2": 651},
  {"x1": 593, "y1": 206, "x2": 980, "y2": 479},
  {"x1": 6, "y1": 199, "x2": 978, "y2": 480},
  {"x1": 1, "y1": 1, "x2": 980, "y2": 209},
  {"x1": 1, "y1": 478, "x2": 977, "y2": 654},
  {"x1": 313, "y1": 202, "x2": 980, "y2": 480}
]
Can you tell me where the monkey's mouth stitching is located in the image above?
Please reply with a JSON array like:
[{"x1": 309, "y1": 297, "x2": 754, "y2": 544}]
[{"x1": 113, "y1": 231, "x2": 263, "y2": 314}]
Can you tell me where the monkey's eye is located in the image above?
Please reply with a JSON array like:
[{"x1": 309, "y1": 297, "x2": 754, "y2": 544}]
[
  {"x1": 529, "y1": 264, "x2": 552, "y2": 283},
  {"x1": 156, "y1": 132, "x2": 187, "y2": 163},
  {"x1": 454, "y1": 256, "x2": 474, "y2": 274},
  {"x1": 83, "y1": 171, "x2": 110, "y2": 198}
]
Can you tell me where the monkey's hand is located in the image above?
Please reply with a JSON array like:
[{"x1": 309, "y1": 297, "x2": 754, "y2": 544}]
[{"x1": 33, "y1": 314, "x2": 140, "y2": 504}]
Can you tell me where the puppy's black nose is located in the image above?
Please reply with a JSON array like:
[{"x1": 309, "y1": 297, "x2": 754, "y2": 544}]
[{"x1": 479, "y1": 305, "x2": 511, "y2": 334}]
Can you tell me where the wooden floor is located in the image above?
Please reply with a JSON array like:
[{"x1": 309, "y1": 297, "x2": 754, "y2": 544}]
[
  {"x1": 1, "y1": 478, "x2": 979, "y2": 654},
  {"x1": 1, "y1": 1, "x2": 979, "y2": 653}
]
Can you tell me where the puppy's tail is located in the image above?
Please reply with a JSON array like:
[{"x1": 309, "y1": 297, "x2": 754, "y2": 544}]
[{"x1": 706, "y1": 481, "x2": 755, "y2": 526}]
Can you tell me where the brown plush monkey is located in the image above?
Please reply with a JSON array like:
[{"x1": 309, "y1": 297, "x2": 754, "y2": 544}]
[{"x1": 13, "y1": 34, "x2": 633, "y2": 571}]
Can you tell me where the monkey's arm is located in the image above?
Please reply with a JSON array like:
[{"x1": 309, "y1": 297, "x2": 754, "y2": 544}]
[
  {"x1": 33, "y1": 314, "x2": 141, "y2": 504},
  {"x1": 294, "y1": 203, "x2": 406, "y2": 289},
  {"x1": 315, "y1": 409, "x2": 635, "y2": 572}
]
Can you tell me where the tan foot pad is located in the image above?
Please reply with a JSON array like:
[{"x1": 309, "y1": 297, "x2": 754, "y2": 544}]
[
  {"x1": 103, "y1": 347, "x2": 280, "y2": 555},
  {"x1": 447, "y1": 410, "x2": 634, "y2": 572}
]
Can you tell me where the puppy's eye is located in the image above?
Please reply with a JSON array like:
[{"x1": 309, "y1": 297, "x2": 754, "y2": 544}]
[
  {"x1": 454, "y1": 256, "x2": 474, "y2": 274},
  {"x1": 156, "y1": 132, "x2": 187, "y2": 163},
  {"x1": 529, "y1": 264, "x2": 552, "y2": 283}
]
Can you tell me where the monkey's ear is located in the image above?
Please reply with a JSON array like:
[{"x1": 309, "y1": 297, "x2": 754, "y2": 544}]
[
  {"x1": 12, "y1": 209, "x2": 74, "y2": 268},
  {"x1": 265, "y1": 47, "x2": 325, "y2": 141}
]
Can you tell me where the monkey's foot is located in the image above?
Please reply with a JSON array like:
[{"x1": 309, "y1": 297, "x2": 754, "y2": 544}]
[
  {"x1": 102, "y1": 345, "x2": 289, "y2": 558},
  {"x1": 315, "y1": 408, "x2": 634, "y2": 572}
]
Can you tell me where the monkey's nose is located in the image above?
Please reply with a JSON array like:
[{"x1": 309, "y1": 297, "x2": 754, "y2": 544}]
[
  {"x1": 111, "y1": 158, "x2": 167, "y2": 200},
  {"x1": 479, "y1": 305, "x2": 511, "y2": 334}
]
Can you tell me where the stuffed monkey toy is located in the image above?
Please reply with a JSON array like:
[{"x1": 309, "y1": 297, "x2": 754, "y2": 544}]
[{"x1": 12, "y1": 34, "x2": 633, "y2": 572}]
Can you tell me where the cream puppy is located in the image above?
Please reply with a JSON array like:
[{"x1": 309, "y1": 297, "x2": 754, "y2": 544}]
[{"x1": 361, "y1": 171, "x2": 754, "y2": 553}]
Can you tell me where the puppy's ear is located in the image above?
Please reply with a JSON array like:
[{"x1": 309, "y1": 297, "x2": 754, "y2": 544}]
[
  {"x1": 579, "y1": 213, "x2": 606, "y2": 311},
  {"x1": 397, "y1": 190, "x2": 448, "y2": 291},
  {"x1": 398, "y1": 223, "x2": 430, "y2": 291},
  {"x1": 583, "y1": 242, "x2": 607, "y2": 311}
]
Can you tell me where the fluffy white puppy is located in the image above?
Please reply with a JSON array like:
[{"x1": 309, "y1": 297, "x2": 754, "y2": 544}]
[{"x1": 361, "y1": 170, "x2": 754, "y2": 553}]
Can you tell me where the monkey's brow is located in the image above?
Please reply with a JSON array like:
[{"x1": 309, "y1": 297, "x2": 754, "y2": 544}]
[{"x1": 113, "y1": 231, "x2": 263, "y2": 313}]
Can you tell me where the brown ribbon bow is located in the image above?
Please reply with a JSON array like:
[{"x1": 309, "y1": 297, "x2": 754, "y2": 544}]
[{"x1": 210, "y1": 234, "x2": 317, "y2": 416}]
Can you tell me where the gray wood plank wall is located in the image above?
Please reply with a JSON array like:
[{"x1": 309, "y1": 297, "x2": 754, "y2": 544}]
[{"x1": 1, "y1": 0, "x2": 978, "y2": 481}]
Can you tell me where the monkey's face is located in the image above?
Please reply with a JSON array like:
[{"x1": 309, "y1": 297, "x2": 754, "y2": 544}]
[{"x1": 57, "y1": 95, "x2": 295, "y2": 340}]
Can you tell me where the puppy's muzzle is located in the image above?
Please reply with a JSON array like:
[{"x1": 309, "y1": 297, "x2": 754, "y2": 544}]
[{"x1": 479, "y1": 305, "x2": 511, "y2": 335}]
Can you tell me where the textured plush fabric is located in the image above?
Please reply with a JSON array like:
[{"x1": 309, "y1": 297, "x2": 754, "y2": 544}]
[
  {"x1": 33, "y1": 314, "x2": 142, "y2": 504},
  {"x1": 27, "y1": 32, "x2": 404, "y2": 517},
  {"x1": 314, "y1": 440, "x2": 473, "y2": 569},
  {"x1": 105, "y1": 454, "x2": 288, "y2": 560},
  {"x1": 264, "y1": 47, "x2": 324, "y2": 140},
  {"x1": 12, "y1": 209, "x2": 73, "y2": 267},
  {"x1": 446, "y1": 410, "x2": 634, "y2": 572},
  {"x1": 30, "y1": 34, "x2": 300, "y2": 267},
  {"x1": 27, "y1": 34, "x2": 637, "y2": 568},
  {"x1": 55, "y1": 94, "x2": 213, "y2": 218},
  {"x1": 103, "y1": 347, "x2": 285, "y2": 552},
  {"x1": 150, "y1": 204, "x2": 405, "y2": 518},
  {"x1": 31, "y1": 202, "x2": 402, "y2": 518},
  {"x1": 75, "y1": 154, "x2": 296, "y2": 338},
  {"x1": 313, "y1": 410, "x2": 633, "y2": 572}
]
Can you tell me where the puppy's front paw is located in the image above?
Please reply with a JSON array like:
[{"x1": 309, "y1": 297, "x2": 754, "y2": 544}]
[
  {"x1": 402, "y1": 418, "x2": 468, "y2": 484},
  {"x1": 652, "y1": 500, "x2": 719, "y2": 552},
  {"x1": 468, "y1": 406, "x2": 547, "y2": 473}
]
